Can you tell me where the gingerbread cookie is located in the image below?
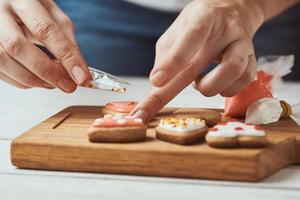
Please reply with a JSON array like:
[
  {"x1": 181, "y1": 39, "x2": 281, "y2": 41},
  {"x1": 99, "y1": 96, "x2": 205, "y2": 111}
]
[
  {"x1": 155, "y1": 117, "x2": 208, "y2": 145},
  {"x1": 102, "y1": 101, "x2": 138, "y2": 115},
  {"x1": 205, "y1": 121, "x2": 267, "y2": 148},
  {"x1": 173, "y1": 108, "x2": 221, "y2": 127},
  {"x1": 88, "y1": 114, "x2": 146, "y2": 143},
  {"x1": 148, "y1": 107, "x2": 179, "y2": 128}
]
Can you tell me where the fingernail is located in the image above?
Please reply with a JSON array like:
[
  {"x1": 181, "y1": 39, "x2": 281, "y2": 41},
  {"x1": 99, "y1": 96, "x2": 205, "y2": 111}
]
[
  {"x1": 43, "y1": 82, "x2": 55, "y2": 89},
  {"x1": 150, "y1": 70, "x2": 167, "y2": 86},
  {"x1": 58, "y1": 78, "x2": 77, "y2": 93},
  {"x1": 133, "y1": 109, "x2": 150, "y2": 122},
  {"x1": 72, "y1": 66, "x2": 87, "y2": 84}
]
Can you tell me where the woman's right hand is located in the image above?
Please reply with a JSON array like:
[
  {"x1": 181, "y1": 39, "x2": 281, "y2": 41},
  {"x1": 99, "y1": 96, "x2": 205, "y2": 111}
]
[{"x1": 0, "y1": 0, "x2": 91, "y2": 92}]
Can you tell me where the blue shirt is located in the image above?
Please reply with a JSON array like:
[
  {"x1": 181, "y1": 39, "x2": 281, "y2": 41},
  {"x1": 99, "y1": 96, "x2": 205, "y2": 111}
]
[{"x1": 56, "y1": 0, "x2": 300, "y2": 80}]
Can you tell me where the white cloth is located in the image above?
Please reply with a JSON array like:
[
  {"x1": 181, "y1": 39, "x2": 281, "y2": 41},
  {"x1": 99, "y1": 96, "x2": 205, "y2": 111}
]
[{"x1": 123, "y1": 0, "x2": 191, "y2": 11}]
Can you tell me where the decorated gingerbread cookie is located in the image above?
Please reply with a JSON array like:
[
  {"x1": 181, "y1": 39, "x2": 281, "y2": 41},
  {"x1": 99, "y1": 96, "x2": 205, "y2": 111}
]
[
  {"x1": 173, "y1": 108, "x2": 221, "y2": 127},
  {"x1": 155, "y1": 117, "x2": 208, "y2": 145},
  {"x1": 205, "y1": 121, "x2": 267, "y2": 148},
  {"x1": 102, "y1": 101, "x2": 138, "y2": 115},
  {"x1": 88, "y1": 113, "x2": 146, "y2": 143},
  {"x1": 148, "y1": 107, "x2": 179, "y2": 128}
]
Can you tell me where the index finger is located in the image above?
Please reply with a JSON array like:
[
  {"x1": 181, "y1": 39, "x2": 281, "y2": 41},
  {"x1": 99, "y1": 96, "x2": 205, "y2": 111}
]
[
  {"x1": 131, "y1": 58, "x2": 209, "y2": 122},
  {"x1": 132, "y1": 35, "x2": 233, "y2": 122},
  {"x1": 150, "y1": 11, "x2": 213, "y2": 87},
  {"x1": 11, "y1": 0, "x2": 91, "y2": 85}
]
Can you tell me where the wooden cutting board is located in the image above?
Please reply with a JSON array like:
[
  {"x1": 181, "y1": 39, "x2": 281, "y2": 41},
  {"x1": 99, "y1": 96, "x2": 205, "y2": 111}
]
[{"x1": 10, "y1": 106, "x2": 300, "y2": 182}]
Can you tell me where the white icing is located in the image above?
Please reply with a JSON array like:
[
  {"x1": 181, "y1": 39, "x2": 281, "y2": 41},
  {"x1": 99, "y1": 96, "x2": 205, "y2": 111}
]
[
  {"x1": 115, "y1": 113, "x2": 126, "y2": 117},
  {"x1": 94, "y1": 118, "x2": 104, "y2": 125},
  {"x1": 93, "y1": 113, "x2": 145, "y2": 127},
  {"x1": 112, "y1": 113, "x2": 126, "y2": 120},
  {"x1": 125, "y1": 116, "x2": 135, "y2": 119},
  {"x1": 207, "y1": 122, "x2": 266, "y2": 138},
  {"x1": 245, "y1": 98, "x2": 282, "y2": 125},
  {"x1": 101, "y1": 74, "x2": 122, "y2": 88},
  {"x1": 116, "y1": 119, "x2": 126, "y2": 124},
  {"x1": 158, "y1": 118, "x2": 206, "y2": 133},
  {"x1": 133, "y1": 118, "x2": 143, "y2": 123}
]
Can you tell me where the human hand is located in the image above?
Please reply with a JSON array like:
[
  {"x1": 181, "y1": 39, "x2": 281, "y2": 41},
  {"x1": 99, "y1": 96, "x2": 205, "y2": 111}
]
[
  {"x1": 132, "y1": 0, "x2": 265, "y2": 121},
  {"x1": 0, "y1": 0, "x2": 91, "y2": 92}
]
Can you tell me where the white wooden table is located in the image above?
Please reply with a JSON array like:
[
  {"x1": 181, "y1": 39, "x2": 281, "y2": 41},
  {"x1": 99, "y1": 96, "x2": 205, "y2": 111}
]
[{"x1": 1, "y1": 78, "x2": 300, "y2": 200}]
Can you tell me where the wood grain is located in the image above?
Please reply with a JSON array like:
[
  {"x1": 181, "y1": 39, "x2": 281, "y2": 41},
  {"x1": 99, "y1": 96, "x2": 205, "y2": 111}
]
[
  {"x1": 10, "y1": 106, "x2": 300, "y2": 182},
  {"x1": 52, "y1": 112, "x2": 71, "y2": 129}
]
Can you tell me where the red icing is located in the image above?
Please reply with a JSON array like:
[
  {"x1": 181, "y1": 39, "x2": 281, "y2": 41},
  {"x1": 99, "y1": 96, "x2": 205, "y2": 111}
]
[
  {"x1": 209, "y1": 127, "x2": 219, "y2": 131},
  {"x1": 234, "y1": 127, "x2": 244, "y2": 131},
  {"x1": 93, "y1": 116, "x2": 144, "y2": 128},
  {"x1": 254, "y1": 125, "x2": 263, "y2": 130},
  {"x1": 224, "y1": 78, "x2": 273, "y2": 118},
  {"x1": 105, "y1": 101, "x2": 138, "y2": 113}
]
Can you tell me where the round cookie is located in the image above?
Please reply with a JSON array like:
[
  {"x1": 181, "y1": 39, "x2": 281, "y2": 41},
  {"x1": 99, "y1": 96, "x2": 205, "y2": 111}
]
[
  {"x1": 102, "y1": 101, "x2": 137, "y2": 115},
  {"x1": 88, "y1": 114, "x2": 146, "y2": 143},
  {"x1": 206, "y1": 121, "x2": 267, "y2": 148},
  {"x1": 173, "y1": 108, "x2": 221, "y2": 127},
  {"x1": 155, "y1": 117, "x2": 208, "y2": 145}
]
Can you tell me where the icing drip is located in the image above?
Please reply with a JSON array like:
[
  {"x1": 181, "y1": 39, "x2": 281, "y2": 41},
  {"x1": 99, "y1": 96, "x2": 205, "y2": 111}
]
[
  {"x1": 158, "y1": 117, "x2": 206, "y2": 133},
  {"x1": 208, "y1": 121, "x2": 265, "y2": 138}
]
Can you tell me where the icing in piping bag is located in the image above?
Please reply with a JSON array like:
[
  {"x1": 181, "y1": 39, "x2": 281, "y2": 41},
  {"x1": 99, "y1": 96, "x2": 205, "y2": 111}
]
[{"x1": 83, "y1": 67, "x2": 130, "y2": 93}]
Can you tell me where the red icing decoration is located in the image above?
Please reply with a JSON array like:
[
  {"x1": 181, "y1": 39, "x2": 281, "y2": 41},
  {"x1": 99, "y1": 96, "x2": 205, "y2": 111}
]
[
  {"x1": 234, "y1": 127, "x2": 244, "y2": 131},
  {"x1": 254, "y1": 125, "x2": 263, "y2": 130},
  {"x1": 93, "y1": 116, "x2": 144, "y2": 128},
  {"x1": 105, "y1": 101, "x2": 138, "y2": 113},
  {"x1": 209, "y1": 127, "x2": 219, "y2": 131}
]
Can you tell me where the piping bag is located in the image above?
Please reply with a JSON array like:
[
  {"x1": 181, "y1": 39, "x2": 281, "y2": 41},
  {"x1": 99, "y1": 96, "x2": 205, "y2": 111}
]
[
  {"x1": 83, "y1": 67, "x2": 130, "y2": 93},
  {"x1": 35, "y1": 44, "x2": 130, "y2": 93},
  {"x1": 224, "y1": 55, "x2": 295, "y2": 118},
  {"x1": 245, "y1": 98, "x2": 300, "y2": 126}
]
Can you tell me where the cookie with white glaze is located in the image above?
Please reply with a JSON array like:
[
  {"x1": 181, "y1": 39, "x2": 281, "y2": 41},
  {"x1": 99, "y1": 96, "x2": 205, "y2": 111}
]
[
  {"x1": 102, "y1": 101, "x2": 137, "y2": 115},
  {"x1": 155, "y1": 117, "x2": 208, "y2": 145},
  {"x1": 206, "y1": 121, "x2": 267, "y2": 148},
  {"x1": 88, "y1": 114, "x2": 146, "y2": 143},
  {"x1": 173, "y1": 108, "x2": 221, "y2": 127},
  {"x1": 148, "y1": 107, "x2": 179, "y2": 128}
]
